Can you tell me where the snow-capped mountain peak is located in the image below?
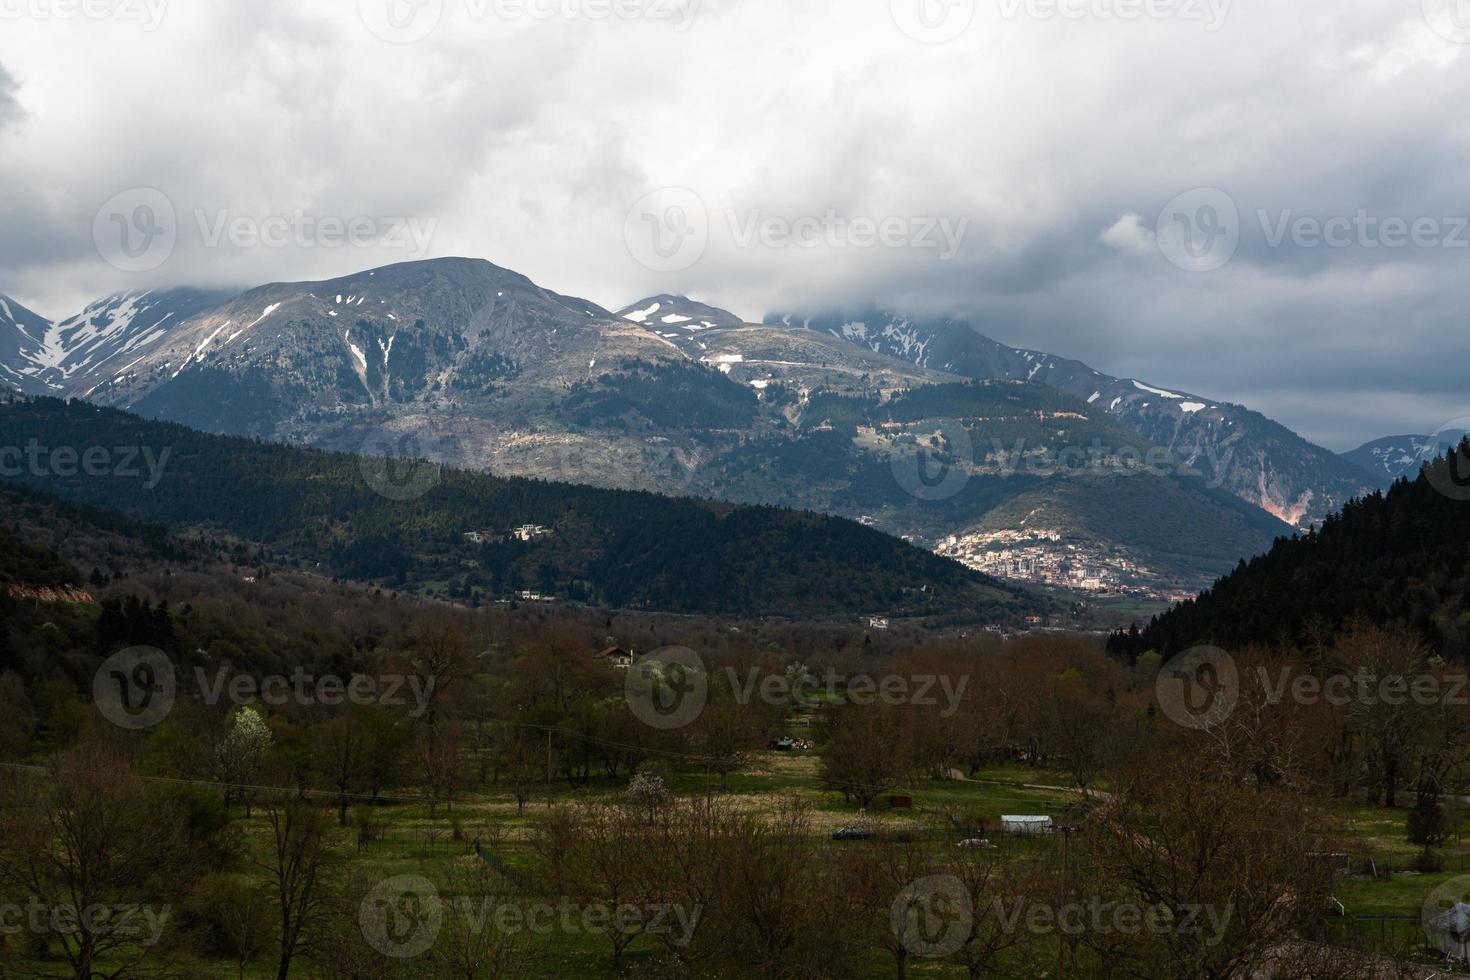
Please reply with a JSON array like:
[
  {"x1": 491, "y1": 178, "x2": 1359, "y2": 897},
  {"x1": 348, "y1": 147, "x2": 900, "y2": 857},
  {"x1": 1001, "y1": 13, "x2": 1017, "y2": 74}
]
[
  {"x1": 0, "y1": 287, "x2": 241, "y2": 395},
  {"x1": 36, "y1": 288, "x2": 235, "y2": 390},
  {"x1": 617, "y1": 295, "x2": 746, "y2": 334}
]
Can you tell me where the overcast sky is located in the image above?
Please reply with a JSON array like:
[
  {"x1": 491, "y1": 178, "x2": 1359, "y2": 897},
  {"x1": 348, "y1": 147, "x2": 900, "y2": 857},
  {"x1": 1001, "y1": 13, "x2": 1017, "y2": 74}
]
[{"x1": 2, "y1": 0, "x2": 1467, "y2": 450}]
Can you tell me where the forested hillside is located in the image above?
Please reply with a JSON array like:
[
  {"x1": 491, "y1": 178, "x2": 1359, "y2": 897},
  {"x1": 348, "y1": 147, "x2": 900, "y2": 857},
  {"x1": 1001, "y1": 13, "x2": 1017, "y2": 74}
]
[
  {"x1": 0, "y1": 396, "x2": 1035, "y2": 621},
  {"x1": 1110, "y1": 443, "x2": 1470, "y2": 658}
]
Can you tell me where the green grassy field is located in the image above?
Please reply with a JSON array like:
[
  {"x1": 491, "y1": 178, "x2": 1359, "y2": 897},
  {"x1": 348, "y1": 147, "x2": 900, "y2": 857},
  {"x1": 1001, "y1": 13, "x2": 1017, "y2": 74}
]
[{"x1": 15, "y1": 754, "x2": 1470, "y2": 978}]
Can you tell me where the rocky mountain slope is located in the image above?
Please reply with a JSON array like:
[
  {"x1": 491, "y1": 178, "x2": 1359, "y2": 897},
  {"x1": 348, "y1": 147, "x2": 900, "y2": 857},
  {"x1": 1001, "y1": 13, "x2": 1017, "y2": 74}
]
[
  {"x1": 0, "y1": 259, "x2": 1296, "y2": 592},
  {"x1": 768, "y1": 308, "x2": 1376, "y2": 528},
  {"x1": 44, "y1": 289, "x2": 235, "y2": 395},
  {"x1": 0, "y1": 294, "x2": 52, "y2": 394}
]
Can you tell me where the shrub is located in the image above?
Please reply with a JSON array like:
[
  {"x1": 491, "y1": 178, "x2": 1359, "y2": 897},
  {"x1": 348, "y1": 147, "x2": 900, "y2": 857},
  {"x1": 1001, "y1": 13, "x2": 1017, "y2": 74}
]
[
  {"x1": 1408, "y1": 801, "x2": 1453, "y2": 846},
  {"x1": 1412, "y1": 845, "x2": 1445, "y2": 873}
]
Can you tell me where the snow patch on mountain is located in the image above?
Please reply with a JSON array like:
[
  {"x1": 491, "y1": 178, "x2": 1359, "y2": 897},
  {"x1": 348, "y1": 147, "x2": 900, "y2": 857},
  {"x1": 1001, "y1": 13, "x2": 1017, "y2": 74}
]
[{"x1": 1132, "y1": 380, "x2": 1184, "y2": 399}]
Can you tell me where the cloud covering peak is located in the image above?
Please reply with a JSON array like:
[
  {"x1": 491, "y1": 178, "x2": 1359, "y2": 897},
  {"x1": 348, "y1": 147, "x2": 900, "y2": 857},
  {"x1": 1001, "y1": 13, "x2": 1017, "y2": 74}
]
[{"x1": 0, "y1": 0, "x2": 1467, "y2": 448}]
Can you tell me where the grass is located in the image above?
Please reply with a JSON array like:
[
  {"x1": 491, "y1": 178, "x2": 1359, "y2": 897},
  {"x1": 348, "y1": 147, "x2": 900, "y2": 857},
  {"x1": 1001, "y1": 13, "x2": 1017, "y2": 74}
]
[{"x1": 16, "y1": 754, "x2": 1470, "y2": 977}]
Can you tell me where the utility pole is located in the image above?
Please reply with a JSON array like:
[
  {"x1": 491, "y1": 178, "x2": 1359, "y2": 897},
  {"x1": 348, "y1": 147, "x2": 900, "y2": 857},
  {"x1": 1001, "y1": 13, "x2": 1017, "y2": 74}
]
[{"x1": 545, "y1": 728, "x2": 553, "y2": 810}]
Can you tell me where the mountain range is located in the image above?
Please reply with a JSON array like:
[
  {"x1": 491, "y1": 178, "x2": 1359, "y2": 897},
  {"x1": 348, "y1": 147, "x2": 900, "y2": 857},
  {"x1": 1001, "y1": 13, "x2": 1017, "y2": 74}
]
[
  {"x1": 1341, "y1": 431, "x2": 1470, "y2": 488},
  {"x1": 768, "y1": 308, "x2": 1380, "y2": 529},
  {"x1": 0, "y1": 257, "x2": 1409, "y2": 595}
]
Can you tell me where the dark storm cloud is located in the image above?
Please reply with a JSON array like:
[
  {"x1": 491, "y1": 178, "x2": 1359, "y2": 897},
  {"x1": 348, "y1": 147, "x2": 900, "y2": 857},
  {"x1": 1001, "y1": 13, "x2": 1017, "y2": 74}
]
[{"x1": 0, "y1": 0, "x2": 1465, "y2": 445}]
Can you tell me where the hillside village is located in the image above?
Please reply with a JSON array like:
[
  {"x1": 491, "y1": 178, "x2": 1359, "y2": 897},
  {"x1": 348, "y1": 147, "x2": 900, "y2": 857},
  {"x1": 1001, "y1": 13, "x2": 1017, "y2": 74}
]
[{"x1": 935, "y1": 528, "x2": 1196, "y2": 604}]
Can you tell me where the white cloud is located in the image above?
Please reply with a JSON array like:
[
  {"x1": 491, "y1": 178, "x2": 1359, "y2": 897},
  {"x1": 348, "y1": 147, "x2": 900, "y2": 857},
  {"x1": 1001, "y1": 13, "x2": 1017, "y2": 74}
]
[{"x1": 1098, "y1": 213, "x2": 1154, "y2": 255}]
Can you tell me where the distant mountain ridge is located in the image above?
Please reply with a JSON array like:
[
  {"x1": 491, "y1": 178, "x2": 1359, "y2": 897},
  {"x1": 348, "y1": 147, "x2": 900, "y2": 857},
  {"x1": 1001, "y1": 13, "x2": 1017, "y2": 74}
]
[
  {"x1": 1341, "y1": 432, "x2": 1470, "y2": 488},
  {"x1": 768, "y1": 308, "x2": 1376, "y2": 528},
  {"x1": 0, "y1": 259, "x2": 1327, "y2": 593}
]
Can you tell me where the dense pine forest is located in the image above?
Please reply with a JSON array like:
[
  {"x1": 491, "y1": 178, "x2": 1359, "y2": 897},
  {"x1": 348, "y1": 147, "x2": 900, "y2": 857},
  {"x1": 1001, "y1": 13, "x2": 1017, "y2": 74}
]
[
  {"x1": 0, "y1": 396, "x2": 1035, "y2": 622},
  {"x1": 1110, "y1": 442, "x2": 1470, "y2": 659}
]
